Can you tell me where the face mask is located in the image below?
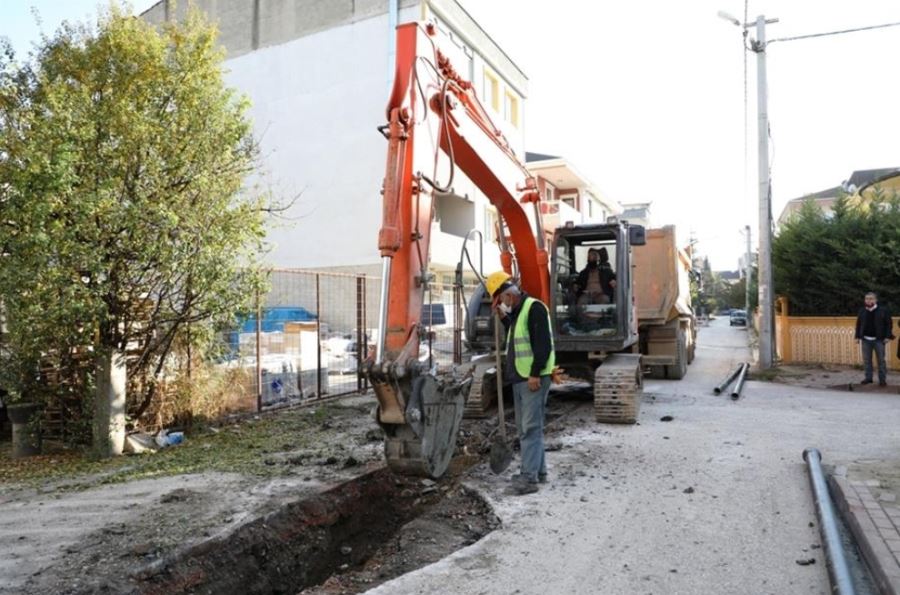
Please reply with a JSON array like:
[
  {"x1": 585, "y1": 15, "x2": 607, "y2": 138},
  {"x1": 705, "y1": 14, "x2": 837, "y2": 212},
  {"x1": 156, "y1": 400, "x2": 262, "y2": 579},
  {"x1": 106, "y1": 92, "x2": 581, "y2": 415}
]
[{"x1": 499, "y1": 302, "x2": 512, "y2": 315}]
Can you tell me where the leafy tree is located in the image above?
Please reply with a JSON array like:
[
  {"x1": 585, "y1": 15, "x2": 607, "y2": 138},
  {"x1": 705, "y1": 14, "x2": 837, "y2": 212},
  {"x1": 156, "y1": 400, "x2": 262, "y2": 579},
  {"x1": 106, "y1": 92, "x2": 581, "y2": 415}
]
[
  {"x1": 0, "y1": 6, "x2": 268, "y2": 455},
  {"x1": 773, "y1": 191, "x2": 900, "y2": 315},
  {"x1": 723, "y1": 266, "x2": 758, "y2": 312},
  {"x1": 693, "y1": 256, "x2": 732, "y2": 314}
]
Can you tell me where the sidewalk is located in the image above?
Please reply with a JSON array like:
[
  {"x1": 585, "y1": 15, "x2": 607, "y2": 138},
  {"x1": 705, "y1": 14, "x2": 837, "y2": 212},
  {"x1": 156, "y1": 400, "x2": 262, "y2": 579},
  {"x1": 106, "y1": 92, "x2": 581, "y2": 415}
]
[{"x1": 831, "y1": 465, "x2": 900, "y2": 595}]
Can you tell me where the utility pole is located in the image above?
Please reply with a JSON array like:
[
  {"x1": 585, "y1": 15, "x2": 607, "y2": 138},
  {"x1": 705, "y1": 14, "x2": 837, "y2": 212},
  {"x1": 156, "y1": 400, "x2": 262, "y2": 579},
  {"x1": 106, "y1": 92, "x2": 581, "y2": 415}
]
[
  {"x1": 720, "y1": 11, "x2": 900, "y2": 368},
  {"x1": 744, "y1": 225, "x2": 752, "y2": 316},
  {"x1": 751, "y1": 14, "x2": 778, "y2": 369}
]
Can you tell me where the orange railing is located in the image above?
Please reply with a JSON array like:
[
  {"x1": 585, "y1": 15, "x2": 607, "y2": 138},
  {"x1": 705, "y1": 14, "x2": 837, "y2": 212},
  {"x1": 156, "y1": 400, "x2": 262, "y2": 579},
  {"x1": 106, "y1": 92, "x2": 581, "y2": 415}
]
[{"x1": 775, "y1": 300, "x2": 900, "y2": 370}]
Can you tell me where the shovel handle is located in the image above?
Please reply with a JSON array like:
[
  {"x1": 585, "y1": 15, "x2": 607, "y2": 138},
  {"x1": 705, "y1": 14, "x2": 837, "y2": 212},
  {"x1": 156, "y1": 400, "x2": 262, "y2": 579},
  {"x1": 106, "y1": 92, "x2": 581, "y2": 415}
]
[{"x1": 494, "y1": 312, "x2": 507, "y2": 441}]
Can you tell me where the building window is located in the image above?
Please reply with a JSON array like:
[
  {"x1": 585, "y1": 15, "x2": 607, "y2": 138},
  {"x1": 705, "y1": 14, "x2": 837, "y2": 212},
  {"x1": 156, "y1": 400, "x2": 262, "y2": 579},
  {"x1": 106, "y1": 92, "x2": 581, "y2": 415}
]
[
  {"x1": 504, "y1": 91, "x2": 519, "y2": 128},
  {"x1": 485, "y1": 207, "x2": 498, "y2": 243},
  {"x1": 588, "y1": 200, "x2": 593, "y2": 218},
  {"x1": 543, "y1": 181, "x2": 556, "y2": 203},
  {"x1": 560, "y1": 193, "x2": 576, "y2": 209},
  {"x1": 483, "y1": 68, "x2": 500, "y2": 112}
]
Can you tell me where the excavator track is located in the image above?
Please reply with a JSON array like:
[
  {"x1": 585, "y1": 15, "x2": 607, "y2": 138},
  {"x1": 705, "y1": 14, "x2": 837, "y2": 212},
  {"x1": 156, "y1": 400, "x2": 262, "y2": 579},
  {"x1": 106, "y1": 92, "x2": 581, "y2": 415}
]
[
  {"x1": 594, "y1": 353, "x2": 643, "y2": 424},
  {"x1": 463, "y1": 362, "x2": 498, "y2": 419}
]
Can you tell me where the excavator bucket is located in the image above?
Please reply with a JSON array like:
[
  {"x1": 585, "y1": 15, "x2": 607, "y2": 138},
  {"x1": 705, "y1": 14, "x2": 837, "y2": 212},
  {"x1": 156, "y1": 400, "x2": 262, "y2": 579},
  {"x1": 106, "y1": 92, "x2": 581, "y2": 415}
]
[{"x1": 379, "y1": 371, "x2": 471, "y2": 479}]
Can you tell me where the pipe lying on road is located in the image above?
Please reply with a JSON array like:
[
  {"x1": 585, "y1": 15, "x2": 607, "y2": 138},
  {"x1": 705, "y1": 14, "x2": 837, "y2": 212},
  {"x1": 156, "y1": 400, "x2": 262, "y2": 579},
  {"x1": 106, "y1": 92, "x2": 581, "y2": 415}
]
[
  {"x1": 713, "y1": 364, "x2": 744, "y2": 395},
  {"x1": 730, "y1": 363, "x2": 749, "y2": 400},
  {"x1": 802, "y1": 448, "x2": 856, "y2": 595}
]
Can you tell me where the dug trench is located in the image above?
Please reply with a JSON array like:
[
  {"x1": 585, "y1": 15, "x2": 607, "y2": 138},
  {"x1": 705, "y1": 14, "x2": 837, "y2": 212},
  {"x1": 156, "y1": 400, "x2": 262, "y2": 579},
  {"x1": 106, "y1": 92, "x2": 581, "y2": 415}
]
[
  {"x1": 78, "y1": 465, "x2": 498, "y2": 595},
  {"x1": 8, "y1": 391, "x2": 587, "y2": 595}
]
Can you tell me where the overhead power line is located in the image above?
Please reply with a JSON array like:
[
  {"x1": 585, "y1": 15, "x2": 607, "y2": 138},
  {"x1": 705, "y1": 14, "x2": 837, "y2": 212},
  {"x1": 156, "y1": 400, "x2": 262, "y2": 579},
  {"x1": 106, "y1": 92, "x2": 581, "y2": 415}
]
[{"x1": 770, "y1": 20, "x2": 900, "y2": 45}]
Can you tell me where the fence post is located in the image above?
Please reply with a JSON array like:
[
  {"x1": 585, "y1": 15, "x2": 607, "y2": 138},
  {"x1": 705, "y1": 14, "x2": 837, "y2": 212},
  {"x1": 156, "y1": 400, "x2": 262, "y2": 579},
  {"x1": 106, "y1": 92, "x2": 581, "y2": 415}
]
[
  {"x1": 363, "y1": 276, "x2": 369, "y2": 392},
  {"x1": 357, "y1": 276, "x2": 364, "y2": 393},
  {"x1": 316, "y1": 273, "x2": 322, "y2": 399},
  {"x1": 255, "y1": 289, "x2": 262, "y2": 412},
  {"x1": 778, "y1": 297, "x2": 792, "y2": 364},
  {"x1": 453, "y1": 282, "x2": 462, "y2": 364},
  {"x1": 186, "y1": 321, "x2": 192, "y2": 380}
]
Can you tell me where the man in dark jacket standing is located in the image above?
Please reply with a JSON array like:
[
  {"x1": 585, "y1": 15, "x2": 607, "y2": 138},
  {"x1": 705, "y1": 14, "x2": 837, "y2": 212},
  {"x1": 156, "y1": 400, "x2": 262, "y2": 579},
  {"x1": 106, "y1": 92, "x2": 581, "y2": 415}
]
[
  {"x1": 485, "y1": 271, "x2": 555, "y2": 495},
  {"x1": 854, "y1": 292, "x2": 894, "y2": 386}
]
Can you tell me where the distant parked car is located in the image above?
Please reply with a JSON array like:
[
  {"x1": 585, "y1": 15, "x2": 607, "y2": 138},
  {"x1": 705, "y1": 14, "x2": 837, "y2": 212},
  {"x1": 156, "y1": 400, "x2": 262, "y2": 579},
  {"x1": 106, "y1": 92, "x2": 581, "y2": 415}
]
[{"x1": 730, "y1": 309, "x2": 748, "y2": 326}]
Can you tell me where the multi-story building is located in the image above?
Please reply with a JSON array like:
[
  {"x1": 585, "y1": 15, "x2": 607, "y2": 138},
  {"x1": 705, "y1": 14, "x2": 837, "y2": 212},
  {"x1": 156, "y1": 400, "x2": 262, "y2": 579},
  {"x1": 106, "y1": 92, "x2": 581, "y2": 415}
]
[
  {"x1": 777, "y1": 167, "x2": 900, "y2": 227},
  {"x1": 142, "y1": 0, "x2": 528, "y2": 281},
  {"x1": 525, "y1": 152, "x2": 621, "y2": 234}
]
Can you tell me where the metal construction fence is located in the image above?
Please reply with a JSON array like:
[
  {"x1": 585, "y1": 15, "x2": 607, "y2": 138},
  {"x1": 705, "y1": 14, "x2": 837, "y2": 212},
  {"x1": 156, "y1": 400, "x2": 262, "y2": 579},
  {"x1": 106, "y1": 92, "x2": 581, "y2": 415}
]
[{"x1": 221, "y1": 269, "x2": 474, "y2": 412}]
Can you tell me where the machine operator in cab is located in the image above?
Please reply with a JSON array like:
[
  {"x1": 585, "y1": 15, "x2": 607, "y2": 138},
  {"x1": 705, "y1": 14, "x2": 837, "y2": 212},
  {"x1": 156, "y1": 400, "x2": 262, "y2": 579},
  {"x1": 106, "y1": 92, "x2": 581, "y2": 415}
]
[
  {"x1": 486, "y1": 271, "x2": 556, "y2": 495},
  {"x1": 575, "y1": 246, "x2": 617, "y2": 305}
]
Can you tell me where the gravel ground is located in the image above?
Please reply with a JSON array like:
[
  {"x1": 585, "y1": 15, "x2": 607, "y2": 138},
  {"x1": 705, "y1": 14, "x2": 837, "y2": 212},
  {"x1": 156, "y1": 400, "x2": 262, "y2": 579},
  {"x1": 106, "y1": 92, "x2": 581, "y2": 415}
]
[{"x1": 3, "y1": 319, "x2": 898, "y2": 594}]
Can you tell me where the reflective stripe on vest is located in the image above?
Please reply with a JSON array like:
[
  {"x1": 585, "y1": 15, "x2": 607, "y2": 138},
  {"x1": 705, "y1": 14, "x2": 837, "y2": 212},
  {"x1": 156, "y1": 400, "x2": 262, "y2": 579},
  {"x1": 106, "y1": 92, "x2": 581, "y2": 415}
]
[{"x1": 507, "y1": 296, "x2": 556, "y2": 378}]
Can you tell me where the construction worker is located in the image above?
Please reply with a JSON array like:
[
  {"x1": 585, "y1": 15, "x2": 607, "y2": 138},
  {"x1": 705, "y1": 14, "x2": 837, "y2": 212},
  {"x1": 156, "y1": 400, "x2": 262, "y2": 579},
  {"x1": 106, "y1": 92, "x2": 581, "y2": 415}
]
[{"x1": 485, "y1": 271, "x2": 555, "y2": 495}]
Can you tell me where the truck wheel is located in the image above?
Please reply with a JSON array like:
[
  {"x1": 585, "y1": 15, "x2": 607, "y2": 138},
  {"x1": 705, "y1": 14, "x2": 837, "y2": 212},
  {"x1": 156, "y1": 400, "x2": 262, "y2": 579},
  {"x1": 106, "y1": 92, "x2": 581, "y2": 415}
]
[
  {"x1": 687, "y1": 327, "x2": 696, "y2": 364},
  {"x1": 665, "y1": 329, "x2": 688, "y2": 380}
]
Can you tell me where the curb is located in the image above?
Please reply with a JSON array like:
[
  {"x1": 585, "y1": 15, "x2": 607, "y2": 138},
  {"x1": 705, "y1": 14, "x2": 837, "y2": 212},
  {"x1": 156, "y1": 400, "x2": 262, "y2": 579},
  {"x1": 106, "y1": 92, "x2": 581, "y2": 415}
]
[{"x1": 830, "y1": 475, "x2": 900, "y2": 595}]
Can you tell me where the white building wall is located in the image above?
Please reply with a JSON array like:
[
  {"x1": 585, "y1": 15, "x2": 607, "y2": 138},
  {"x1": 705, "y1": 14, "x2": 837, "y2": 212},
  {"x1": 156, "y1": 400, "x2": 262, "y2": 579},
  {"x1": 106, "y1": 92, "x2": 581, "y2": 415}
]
[
  {"x1": 223, "y1": 8, "x2": 419, "y2": 269},
  {"x1": 145, "y1": 0, "x2": 527, "y2": 277}
]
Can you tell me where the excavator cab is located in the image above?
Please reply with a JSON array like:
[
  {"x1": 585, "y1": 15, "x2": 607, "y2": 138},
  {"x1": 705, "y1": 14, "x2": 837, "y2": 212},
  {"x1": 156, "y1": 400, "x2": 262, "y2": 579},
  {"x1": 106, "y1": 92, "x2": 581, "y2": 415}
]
[{"x1": 549, "y1": 222, "x2": 645, "y2": 380}]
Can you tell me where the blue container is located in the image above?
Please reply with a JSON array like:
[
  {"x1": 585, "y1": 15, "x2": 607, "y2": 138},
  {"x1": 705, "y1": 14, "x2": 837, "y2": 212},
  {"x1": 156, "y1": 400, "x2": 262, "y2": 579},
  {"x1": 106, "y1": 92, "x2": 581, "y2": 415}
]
[{"x1": 226, "y1": 307, "x2": 318, "y2": 355}]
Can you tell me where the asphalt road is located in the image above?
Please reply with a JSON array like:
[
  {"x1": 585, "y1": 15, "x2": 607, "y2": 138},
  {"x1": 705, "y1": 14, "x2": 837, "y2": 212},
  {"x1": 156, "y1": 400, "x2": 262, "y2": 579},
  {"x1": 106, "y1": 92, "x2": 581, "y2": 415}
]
[{"x1": 368, "y1": 317, "x2": 900, "y2": 595}]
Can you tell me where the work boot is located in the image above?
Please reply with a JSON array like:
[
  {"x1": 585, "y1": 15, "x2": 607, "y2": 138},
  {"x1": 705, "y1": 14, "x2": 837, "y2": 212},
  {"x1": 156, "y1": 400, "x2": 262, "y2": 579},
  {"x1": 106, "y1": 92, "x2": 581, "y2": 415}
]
[
  {"x1": 879, "y1": 380, "x2": 887, "y2": 387},
  {"x1": 511, "y1": 473, "x2": 546, "y2": 485},
  {"x1": 861, "y1": 379, "x2": 873, "y2": 385},
  {"x1": 510, "y1": 481, "x2": 539, "y2": 495}
]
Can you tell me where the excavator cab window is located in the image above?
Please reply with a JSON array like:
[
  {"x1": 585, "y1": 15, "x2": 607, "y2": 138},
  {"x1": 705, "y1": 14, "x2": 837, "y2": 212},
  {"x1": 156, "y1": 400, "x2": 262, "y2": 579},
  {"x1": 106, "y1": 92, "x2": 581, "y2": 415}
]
[{"x1": 554, "y1": 232, "x2": 620, "y2": 337}]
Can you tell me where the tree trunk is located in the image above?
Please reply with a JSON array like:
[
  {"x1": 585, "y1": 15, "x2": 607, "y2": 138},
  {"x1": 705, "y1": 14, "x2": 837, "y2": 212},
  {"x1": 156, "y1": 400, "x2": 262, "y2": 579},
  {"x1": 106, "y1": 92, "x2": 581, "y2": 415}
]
[{"x1": 93, "y1": 348, "x2": 127, "y2": 458}]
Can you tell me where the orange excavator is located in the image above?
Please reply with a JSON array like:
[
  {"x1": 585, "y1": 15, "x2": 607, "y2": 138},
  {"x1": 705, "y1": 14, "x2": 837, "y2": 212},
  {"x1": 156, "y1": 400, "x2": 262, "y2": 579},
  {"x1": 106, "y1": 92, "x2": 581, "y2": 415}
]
[{"x1": 368, "y1": 22, "x2": 647, "y2": 479}]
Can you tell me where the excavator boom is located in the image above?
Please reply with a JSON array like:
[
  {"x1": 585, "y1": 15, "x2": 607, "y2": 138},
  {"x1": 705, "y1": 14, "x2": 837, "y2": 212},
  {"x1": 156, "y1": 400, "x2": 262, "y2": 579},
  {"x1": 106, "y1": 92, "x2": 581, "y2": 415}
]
[{"x1": 367, "y1": 22, "x2": 549, "y2": 478}]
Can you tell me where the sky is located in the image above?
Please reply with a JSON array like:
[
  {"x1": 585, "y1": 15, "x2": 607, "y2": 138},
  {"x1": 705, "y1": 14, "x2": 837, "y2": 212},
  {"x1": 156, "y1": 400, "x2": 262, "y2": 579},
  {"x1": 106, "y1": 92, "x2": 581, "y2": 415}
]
[{"x1": 3, "y1": 1, "x2": 900, "y2": 270}]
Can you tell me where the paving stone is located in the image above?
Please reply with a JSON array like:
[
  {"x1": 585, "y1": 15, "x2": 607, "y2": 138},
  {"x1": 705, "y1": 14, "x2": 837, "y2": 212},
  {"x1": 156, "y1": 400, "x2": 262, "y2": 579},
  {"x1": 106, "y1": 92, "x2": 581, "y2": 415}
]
[
  {"x1": 866, "y1": 480, "x2": 882, "y2": 487},
  {"x1": 831, "y1": 475, "x2": 900, "y2": 594},
  {"x1": 877, "y1": 524, "x2": 900, "y2": 541},
  {"x1": 886, "y1": 539, "x2": 900, "y2": 554},
  {"x1": 880, "y1": 492, "x2": 898, "y2": 503}
]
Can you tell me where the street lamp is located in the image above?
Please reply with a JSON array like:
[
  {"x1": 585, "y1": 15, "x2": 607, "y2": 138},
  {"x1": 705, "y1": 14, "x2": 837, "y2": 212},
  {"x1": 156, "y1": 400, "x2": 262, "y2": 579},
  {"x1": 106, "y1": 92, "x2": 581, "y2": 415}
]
[{"x1": 719, "y1": 11, "x2": 778, "y2": 370}]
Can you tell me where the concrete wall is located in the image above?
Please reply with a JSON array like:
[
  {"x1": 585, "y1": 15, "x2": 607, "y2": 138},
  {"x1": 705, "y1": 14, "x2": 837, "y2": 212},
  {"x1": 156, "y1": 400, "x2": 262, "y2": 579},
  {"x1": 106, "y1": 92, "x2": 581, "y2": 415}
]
[
  {"x1": 142, "y1": 0, "x2": 419, "y2": 59},
  {"x1": 142, "y1": 0, "x2": 526, "y2": 277},
  {"x1": 223, "y1": 8, "x2": 420, "y2": 269}
]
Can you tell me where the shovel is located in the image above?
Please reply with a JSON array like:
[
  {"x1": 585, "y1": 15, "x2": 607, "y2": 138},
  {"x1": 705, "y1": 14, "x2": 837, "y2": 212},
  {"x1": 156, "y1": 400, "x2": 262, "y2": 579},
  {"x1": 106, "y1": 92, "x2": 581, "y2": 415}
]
[{"x1": 489, "y1": 312, "x2": 513, "y2": 474}]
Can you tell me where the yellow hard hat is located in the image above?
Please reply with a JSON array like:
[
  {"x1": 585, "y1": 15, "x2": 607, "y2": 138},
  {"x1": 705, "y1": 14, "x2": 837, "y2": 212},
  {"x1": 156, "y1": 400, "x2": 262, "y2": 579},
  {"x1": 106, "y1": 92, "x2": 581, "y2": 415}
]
[{"x1": 485, "y1": 271, "x2": 513, "y2": 298}]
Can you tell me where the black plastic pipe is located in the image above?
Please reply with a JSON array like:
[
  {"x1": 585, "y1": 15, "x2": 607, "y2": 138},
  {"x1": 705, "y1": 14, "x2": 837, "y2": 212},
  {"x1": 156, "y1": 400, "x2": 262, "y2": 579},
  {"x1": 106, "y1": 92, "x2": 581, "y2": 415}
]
[
  {"x1": 713, "y1": 364, "x2": 744, "y2": 395},
  {"x1": 730, "y1": 363, "x2": 749, "y2": 400},
  {"x1": 802, "y1": 448, "x2": 856, "y2": 595}
]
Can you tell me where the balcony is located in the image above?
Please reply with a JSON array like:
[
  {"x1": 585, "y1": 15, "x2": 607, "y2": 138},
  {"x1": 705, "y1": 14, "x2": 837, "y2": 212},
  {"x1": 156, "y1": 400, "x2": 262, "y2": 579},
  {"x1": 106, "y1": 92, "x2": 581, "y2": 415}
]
[{"x1": 541, "y1": 199, "x2": 584, "y2": 231}]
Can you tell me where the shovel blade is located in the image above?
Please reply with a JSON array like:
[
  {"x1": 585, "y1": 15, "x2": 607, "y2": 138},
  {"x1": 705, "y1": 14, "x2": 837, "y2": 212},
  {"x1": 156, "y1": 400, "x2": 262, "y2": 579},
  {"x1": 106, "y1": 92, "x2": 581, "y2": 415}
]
[{"x1": 489, "y1": 436, "x2": 513, "y2": 474}]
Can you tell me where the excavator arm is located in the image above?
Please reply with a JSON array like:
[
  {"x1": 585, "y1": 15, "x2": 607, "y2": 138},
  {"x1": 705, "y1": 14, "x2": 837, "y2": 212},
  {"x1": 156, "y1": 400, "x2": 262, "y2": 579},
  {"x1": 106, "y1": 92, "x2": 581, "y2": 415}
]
[{"x1": 367, "y1": 22, "x2": 550, "y2": 478}]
